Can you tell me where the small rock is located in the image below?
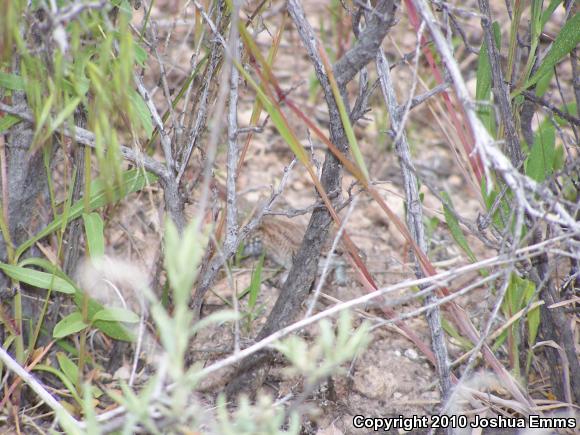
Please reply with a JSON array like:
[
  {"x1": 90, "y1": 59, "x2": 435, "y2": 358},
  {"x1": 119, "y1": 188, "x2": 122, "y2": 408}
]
[
  {"x1": 393, "y1": 391, "x2": 403, "y2": 399},
  {"x1": 404, "y1": 348, "x2": 418, "y2": 360},
  {"x1": 393, "y1": 349, "x2": 402, "y2": 357}
]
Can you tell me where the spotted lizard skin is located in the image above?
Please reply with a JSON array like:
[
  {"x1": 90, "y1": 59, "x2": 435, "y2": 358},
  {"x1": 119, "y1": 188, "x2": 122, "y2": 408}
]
[
  {"x1": 243, "y1": 215, "x2": 353, "y2": 286},
  {"x1": 244, "y1": 215, "x2": 304, "y2": 269}
]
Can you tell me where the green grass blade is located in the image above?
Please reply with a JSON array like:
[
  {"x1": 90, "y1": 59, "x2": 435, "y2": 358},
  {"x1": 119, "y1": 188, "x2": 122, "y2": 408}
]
[
  {"x1": 441, "y1": 192, "x2": 477, "y2": 263},
  {"x1": 32, "y1": 364, "x2": 82, "y2": 405},
  {"x1": 0, "y1": 114, "x2": 21, "y2": 133},
  {"x1": 318, "y1": 46, "x2": 369, "y2": 181},
  {"x1": 82, "y1": 212, "x2": 105, "y2": 259},
  {"x1": 247, "y1": 253, "x2": 264, "y2": 311},
  {"x1": 0, "y1": 71, "x2": 25, "y2": 90},
  {"x1": 524, "y1": 12, "x2": 580, "y2": 90},
  {"x1": 541, "y1": 0, "x2": 563, "y2": 28}
]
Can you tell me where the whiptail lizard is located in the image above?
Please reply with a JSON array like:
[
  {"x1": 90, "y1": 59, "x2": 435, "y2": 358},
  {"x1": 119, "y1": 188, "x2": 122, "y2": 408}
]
[
  {"x1": 242, "y1": 214, "x2": 350, "y2": 284},
  {"x1": 212, "y1": 183, "x2": 355, "y2": 284}
]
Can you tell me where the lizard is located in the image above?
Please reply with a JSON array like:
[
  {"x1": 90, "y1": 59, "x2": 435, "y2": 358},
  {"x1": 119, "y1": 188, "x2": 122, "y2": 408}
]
[
  {"x1": 211, "y1": 183, "x2": 354, "y2": 284},
  {"x1": 242, "y1": 214, "x2": 350, "y2": 285},
  {"x1": 243, "y1": 215, "x2": 302, "y2": 270}
]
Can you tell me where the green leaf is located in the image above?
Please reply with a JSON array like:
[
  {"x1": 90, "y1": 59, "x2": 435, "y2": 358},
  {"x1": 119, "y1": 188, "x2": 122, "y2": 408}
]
[
  {"x1": 236, "y1": 26, "x2": 310, "y2": 165},
  {"x1": 92, "y1": 319, "x2": 135, "y2": 342},
  {"x1": 525, "y1": 121, "x2": 556, "y2": 181},
  {"x1": 541, "y1": 0, "x2": 563, "y2": 28},
  {"x1": 493, "y1": 329, "x2": 508, "y2": 351},
  {"x1": 527, "y1": 304, "x2": 541, "y2": 346},
  {"x1": 53, "y1": 311, "x2": 88, "y2": 338},
  {"x1": 133, "y1": 41, "x2": 148, "y2": 66},
  {"x1": 91, "y1": 307, "x2": 139, "y2": 323},
  {"x1": 15, "y1": 168, "x2": 157, "y2": 260},
  {"x1": 17, "y1": 258, "x2": 79, "y2": 292},
  {"x1": 32, "y1": 364, "x2": 82, "y2": 405},
  {"x1": 553, "y1": 143, "x2": 565, "y2": 173},
  {"x1": 554, "y1": 102, "x2": 577, "y2": 125},
  {"x1": 48, "y1": 97, "x2": 81, "y2": 135},
  {"x1": 0, "y1": 71, "x2": 25, "y2": 90},
  {"x1": 247, "y1": 253, "x2": 264, "y2": 310},
  {"x1": 82, "y1": 212, "x2": 105, "y2": 258},
  {"x1": 476, "y1": 21, "x2": 500, "y2": 104},
  {"x1": 0, "y1": 114, "x2": 21, "y2": 133},
  {"x1": 535, "y1": 68, "x2": 554, "y2": 97},
  {"x1": 116, "y1": 0, "x2": 133, "y2": 18},
  {"x1": 18, "y1": 257, "x2": 64, "y2": 274},
  {"x1": 504, "y1": 274, "x2": 536, "y2": 314},
  {"x1": 320, "y1": 50, "x2": 369, "y2": 181},
  {"x1": 164, "y1": 218, "x2": 208, "y2": 305},
  {"x1": 56, "y1": 351, "x2": 79, "y2": 385},
  {"x1": 17, "y1": 240, "x2": 136, "y2": 342},
  {"x1": 34, "y1": 91, "x2": 55, "y2": 137},
  {"x1": 522, "y1": 277, "x2": 536, "y2": 306},
  {"x1": 441, "y1": 317, "x2": 472, "y2": 349},
  {"x1": 521, "y1": 0, "x2": 545, "y2": 83},
  {"x1": 0, "y1": 262, "x2": 76, "y2": 294},
  {"x1": 475, "y1": 36, "x2": 494, "y2": 133},
  {"x1": 525, "y1": 12, "x2": 580, "y2": 89},
  {"x1": 72, "y1": 291, "x2": 135, "y2": 342},
  {"x1": 128, "y1": 89, "x2": 153, "y2": 138},
  {"x1": 441, "y1": 192, "x2": 477, "y2": 263}
]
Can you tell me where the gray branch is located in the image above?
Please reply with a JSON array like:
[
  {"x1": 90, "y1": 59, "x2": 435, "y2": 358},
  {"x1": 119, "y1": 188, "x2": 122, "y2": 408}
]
[
  {"x1": 376, "y1": 48, "x2": 452, "y2": 400},
  {"x1": 333, "y1": 0, "x2": 399, "y2": 88},
  {"x1": 477, "y1": 0, "x2": 523, "y2": 166}
]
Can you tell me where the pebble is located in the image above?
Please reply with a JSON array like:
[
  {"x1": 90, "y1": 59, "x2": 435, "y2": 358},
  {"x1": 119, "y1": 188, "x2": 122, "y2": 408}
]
[{"x1": 404, "y1": 348, "x2": 419, "y2": 360}]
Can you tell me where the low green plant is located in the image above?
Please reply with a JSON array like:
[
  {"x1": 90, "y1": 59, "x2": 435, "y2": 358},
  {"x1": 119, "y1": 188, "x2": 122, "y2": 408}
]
[
  {"x1": 495, "y1": 274, "x2": 540, "y2": 381},
  {"x1": 241, "y1": 253, "x2": 266, "y2": 332}
]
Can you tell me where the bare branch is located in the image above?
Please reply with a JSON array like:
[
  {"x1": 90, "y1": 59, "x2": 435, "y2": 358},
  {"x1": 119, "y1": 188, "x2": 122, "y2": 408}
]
[
  {"x1": 477, "y1": 0, "x2": 523, "y2": 166},
  {"x1": 0, "y1": 347, "x2": 81, "y2": 430},
  {"x1": 333, "y1": 0, "x2": 399, "y2": 87},
  {"x1": 0, "y1": 102, "x2": 169, "y2": 179},
  {"x1": 376, "y1": 46, "x2": 452, "y2": 400}
]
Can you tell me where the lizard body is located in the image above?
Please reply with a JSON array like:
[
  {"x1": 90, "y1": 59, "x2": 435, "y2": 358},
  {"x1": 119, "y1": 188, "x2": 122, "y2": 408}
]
[{"x1": 244, "y1": 215, "x2": 351, "y2": 285}]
